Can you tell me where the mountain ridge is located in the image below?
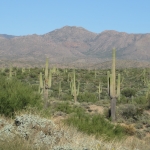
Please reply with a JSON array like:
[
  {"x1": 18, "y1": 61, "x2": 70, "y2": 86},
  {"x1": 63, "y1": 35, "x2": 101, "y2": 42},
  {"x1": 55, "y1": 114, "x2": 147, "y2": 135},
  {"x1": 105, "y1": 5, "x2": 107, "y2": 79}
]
[{"x1": 0, "y1": 26, "x2": 150, "y2": 68}]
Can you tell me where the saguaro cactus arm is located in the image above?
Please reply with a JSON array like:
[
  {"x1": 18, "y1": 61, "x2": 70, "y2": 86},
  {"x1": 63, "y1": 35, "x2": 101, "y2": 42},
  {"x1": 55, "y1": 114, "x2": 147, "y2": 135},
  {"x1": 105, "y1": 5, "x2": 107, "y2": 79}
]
[
  {"x1": 48, "y1": 69, "x2": 52, "y2": 88},
  {"x1": 40, "y1": 72, "x2": 43, "y2": 88},
  {"x1": 45, "y1": 57, "x2": 49, "y2": 79},
  {"x1": 117, "y1": 73, "x2": 121, "y2": 101}
]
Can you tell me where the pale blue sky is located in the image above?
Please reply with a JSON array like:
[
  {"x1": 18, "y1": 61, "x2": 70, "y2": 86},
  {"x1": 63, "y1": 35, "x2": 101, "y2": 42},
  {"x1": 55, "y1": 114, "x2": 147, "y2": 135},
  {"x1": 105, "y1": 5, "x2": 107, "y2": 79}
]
[{"x1": 0, "y1": 0, "x2": 150, "y2": 35}]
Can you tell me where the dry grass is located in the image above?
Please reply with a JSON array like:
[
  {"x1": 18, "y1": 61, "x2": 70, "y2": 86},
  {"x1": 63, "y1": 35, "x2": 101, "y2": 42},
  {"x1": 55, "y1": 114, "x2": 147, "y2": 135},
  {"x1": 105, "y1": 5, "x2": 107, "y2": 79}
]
[{"x1": 0, "y1": 108, "x2": 150, "y2": 150}]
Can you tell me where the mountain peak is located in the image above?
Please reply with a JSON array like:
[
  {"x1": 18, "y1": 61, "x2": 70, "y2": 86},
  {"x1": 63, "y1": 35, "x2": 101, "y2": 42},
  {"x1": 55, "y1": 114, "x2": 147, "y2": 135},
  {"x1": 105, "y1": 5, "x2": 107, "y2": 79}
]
[
  {"x1": 46, "y1": 26, "x2": 97, "y2": 35},
  {"x1": 0, "y1": 26, "x2": 150, "y2": 68}
]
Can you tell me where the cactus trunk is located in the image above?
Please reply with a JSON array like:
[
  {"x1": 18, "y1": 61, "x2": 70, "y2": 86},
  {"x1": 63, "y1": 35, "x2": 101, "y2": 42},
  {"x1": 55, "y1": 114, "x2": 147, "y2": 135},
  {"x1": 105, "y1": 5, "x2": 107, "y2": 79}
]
[{"x1": 110, "y1": 48, "x2": 117, "y2": 122}]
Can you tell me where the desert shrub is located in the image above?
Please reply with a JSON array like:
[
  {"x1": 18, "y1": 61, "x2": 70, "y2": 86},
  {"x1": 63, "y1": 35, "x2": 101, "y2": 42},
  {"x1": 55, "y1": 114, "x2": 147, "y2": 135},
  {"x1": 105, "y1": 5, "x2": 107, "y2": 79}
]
[
  {"x1": 84, "y1": 74, "x2": 92, "y2": 80},
  {"x1": 135, "y1": 130, "x2": 146, "y2": 139},
  {"x1": 100, "y1": 75, "x2": 107, "y2": 84},
  {"x1": 119, "y1": 95, "x2": 128, "y2": 103},
  {"x1": 117, "y1": 104, "x2": 142, "y2": 120},
  {"x1": 0, "y1": 76, "x2": 42, "y2": 117},
  {"x1": 122, "y1": 124, "x2": 135, "y2": 135},
  {"x1": 64, "y1": 112, "x2": 126, "y2": 140},
  {"x1": 135, "y1": 123, "x2": 143, "y2": 129},
  {"x1": 121, "y1": 88, "x2": 136, "y2": 98},
  {"x1": 61, "y1": 93, "x2": 73, "y2": 101},
  {"x1": 4, "y1": 68, "x2": 9, "y2": 73},
  {"x1": 78, "y1": 92, "x2": 98, "y2": 103},
  {"x1": 16, "y1": 73, "x2": 26, "y2": 80},
  {"x1": 133, "y1": 96, "x2": 147, "y2": 104},
  {"x1": 0, "y1": 72, "x2": 7, "y2": 76},
  {"x1": 29, "y1": 72, "x2": 37, "y2": 79},
  {"x1": 54, "y1": 102, "x2": 85, "y2": 114},
  {"x1": 31, "y1": 84, "x2": 39, "y2": 91}
]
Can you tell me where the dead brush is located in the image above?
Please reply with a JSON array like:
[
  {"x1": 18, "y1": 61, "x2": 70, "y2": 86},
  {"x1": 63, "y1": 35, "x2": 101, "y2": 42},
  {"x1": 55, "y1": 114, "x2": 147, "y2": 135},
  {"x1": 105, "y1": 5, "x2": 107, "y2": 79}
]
[{"x1": 121, "y1": 123, "x2": 136, "y2": 135}]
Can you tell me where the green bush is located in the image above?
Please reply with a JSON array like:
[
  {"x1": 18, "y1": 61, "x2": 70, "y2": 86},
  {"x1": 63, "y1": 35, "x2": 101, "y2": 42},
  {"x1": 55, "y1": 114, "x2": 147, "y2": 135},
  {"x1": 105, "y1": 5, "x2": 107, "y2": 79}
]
[
  {"x1": 61, "y1": 93, "x2": 73, "y2": 101},
  {"x1": 54, "y1": 102, "x2": 85, "y2": 114},
  {"x1": 0, "y1": 77, "x2": 42, "y2": 117},
  {"x1": 133, "y1": 96, "x2": 147, "y2": 104},
  {"x1": 117, "y1": 104, "x2": 143, "y2": 121},
  {"x1": 121, "y1": 88, "x2": 136, "y2": 98},
  {"x1": 29, "y1": 72, "x2": 37, "y2": 79},
  {"x1": 64, "y1": 112, "x2": 126, "y2": 140},
  {"x1": 78, "y1": 92, "x2": 98, "y2": 103}
]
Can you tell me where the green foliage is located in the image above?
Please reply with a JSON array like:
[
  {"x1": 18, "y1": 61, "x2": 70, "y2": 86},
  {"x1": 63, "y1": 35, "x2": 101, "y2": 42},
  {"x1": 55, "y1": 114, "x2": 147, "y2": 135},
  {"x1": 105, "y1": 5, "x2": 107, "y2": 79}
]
[
  {"x1": 64, "y1": 112, "x2": 126, "y2": 140},
  {"x1": 121, "y1": 88, "x2": 136, "y2": 98},
  {"x1": 0, "y1": 76, "x2": 42, "y2": 117},
  {"x1": 133, "y1": 96, "x2": 147, "y2": 105},
  {"x1": 61, "y1": 93, "x2": 73, "y2": 101},
  {"x1": 54, "y1": 102, "x2": 85, "y2": 114},
  {"x1": 29, "y1": 72, "x2": 37, "y2": 79},
  {"x1": 117, "y1": 104, "x2": 143, "y2": 120},
  {"x1": 78, "y1": 92, "x2": 98, "y2": 103}
]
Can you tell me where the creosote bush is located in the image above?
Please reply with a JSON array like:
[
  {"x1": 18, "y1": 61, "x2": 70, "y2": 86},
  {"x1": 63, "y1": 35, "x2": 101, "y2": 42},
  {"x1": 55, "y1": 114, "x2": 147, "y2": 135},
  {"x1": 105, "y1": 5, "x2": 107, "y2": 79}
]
[{"x1": 0, "y1": 76, "x2": 42, "y2": 117}]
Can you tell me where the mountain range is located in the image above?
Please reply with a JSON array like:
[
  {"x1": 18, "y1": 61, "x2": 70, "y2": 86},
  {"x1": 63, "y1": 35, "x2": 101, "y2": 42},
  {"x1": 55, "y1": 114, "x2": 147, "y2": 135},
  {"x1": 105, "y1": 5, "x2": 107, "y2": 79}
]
[{"x1": 0, "y1": 26, "x2": 150, "y2": 68}]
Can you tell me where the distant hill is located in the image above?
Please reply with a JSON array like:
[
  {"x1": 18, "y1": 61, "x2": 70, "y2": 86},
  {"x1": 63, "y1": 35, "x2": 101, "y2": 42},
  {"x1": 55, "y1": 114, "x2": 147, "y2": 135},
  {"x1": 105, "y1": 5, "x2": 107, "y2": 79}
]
[
  {"x1": 0, "y1": 26, "x2": 150, "y2": 68},
  {"x1": 0, "y1": 34, "x2": 17, "y2": 39}
]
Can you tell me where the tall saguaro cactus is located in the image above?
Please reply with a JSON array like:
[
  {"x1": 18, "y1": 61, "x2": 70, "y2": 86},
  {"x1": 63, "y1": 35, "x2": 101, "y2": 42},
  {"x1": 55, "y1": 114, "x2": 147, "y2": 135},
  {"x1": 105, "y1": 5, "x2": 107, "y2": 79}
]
[
  {"x1": 110, "y1": 48, "x2": 116, "y2": 121},
  {"x1": 108, "y1": 48, "x2": 120, "y2": 122},
  {"x1": 39, "y1": 58, "x2": 52, "y2": 108},
  {"x1": 70, "y1": 69, "x2": 80, "y2": 103}
]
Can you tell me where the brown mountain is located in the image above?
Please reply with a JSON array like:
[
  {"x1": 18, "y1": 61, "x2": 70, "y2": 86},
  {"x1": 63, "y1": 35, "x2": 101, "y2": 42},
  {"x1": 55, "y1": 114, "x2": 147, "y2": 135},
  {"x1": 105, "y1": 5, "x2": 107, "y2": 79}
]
[{"x1": 0, "y1": 26, "x2": 150, "y2": 68}]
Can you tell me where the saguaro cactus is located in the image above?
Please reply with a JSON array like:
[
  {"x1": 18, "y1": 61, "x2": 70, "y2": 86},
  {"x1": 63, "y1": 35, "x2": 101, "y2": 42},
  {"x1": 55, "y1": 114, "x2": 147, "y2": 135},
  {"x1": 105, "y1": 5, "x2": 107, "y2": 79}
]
[
  {"x1": 117, "y1": 74, "x2": 121, "y2": 101},
  {"x1": 94, "y1": 68, "x2": 97, "y2": 79},
  {"x1": 39, "y1": 72, "x2": 43, "y2": 88},
  {"x1": 108, "y1": 48, "x2": 120, "y2": 122},
  {"x1": 58, "y1": 80, "x2": 62, "y2": 99},
  {"x1": 22, "y1": 68, "x2": 25, "y2": 74},
  {"x1": 107, "y1": 71, "x2": 110, "y2": 94},
  {"x1": 9, "y1": 65, "x2": 12, "y2": 78},
  {"x1": 39, "y1": 58, "x2": 52, "y2": 108},
  {"x1": 110, "y1": 48, "x2": 116, "y2": 121},
  {"x1": 45, "y1": 58, "x2": 49, "y2": 80},
  {"x1": 142, "y1": 68, "x2": 147, "y2": 85},
  {"x1": 71, "y1": 69, "x2": 80, "y2": 103},
  {"x1": 48, "y1": 69, "x2": 52, "y2": 88},
  {"x1": 39, "y1": 72, "x2": 44, "y2": 94},
  {"x1": 97, "y1": 82, "x2": 102, "y2": 100}
]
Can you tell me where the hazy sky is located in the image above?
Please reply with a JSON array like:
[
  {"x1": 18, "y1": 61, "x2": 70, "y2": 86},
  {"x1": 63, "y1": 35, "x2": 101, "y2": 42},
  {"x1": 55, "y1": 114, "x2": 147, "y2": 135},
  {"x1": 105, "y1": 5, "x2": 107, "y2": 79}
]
[{"x1": 1, "y1": 0, "x2": 150, "y2": 35}]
